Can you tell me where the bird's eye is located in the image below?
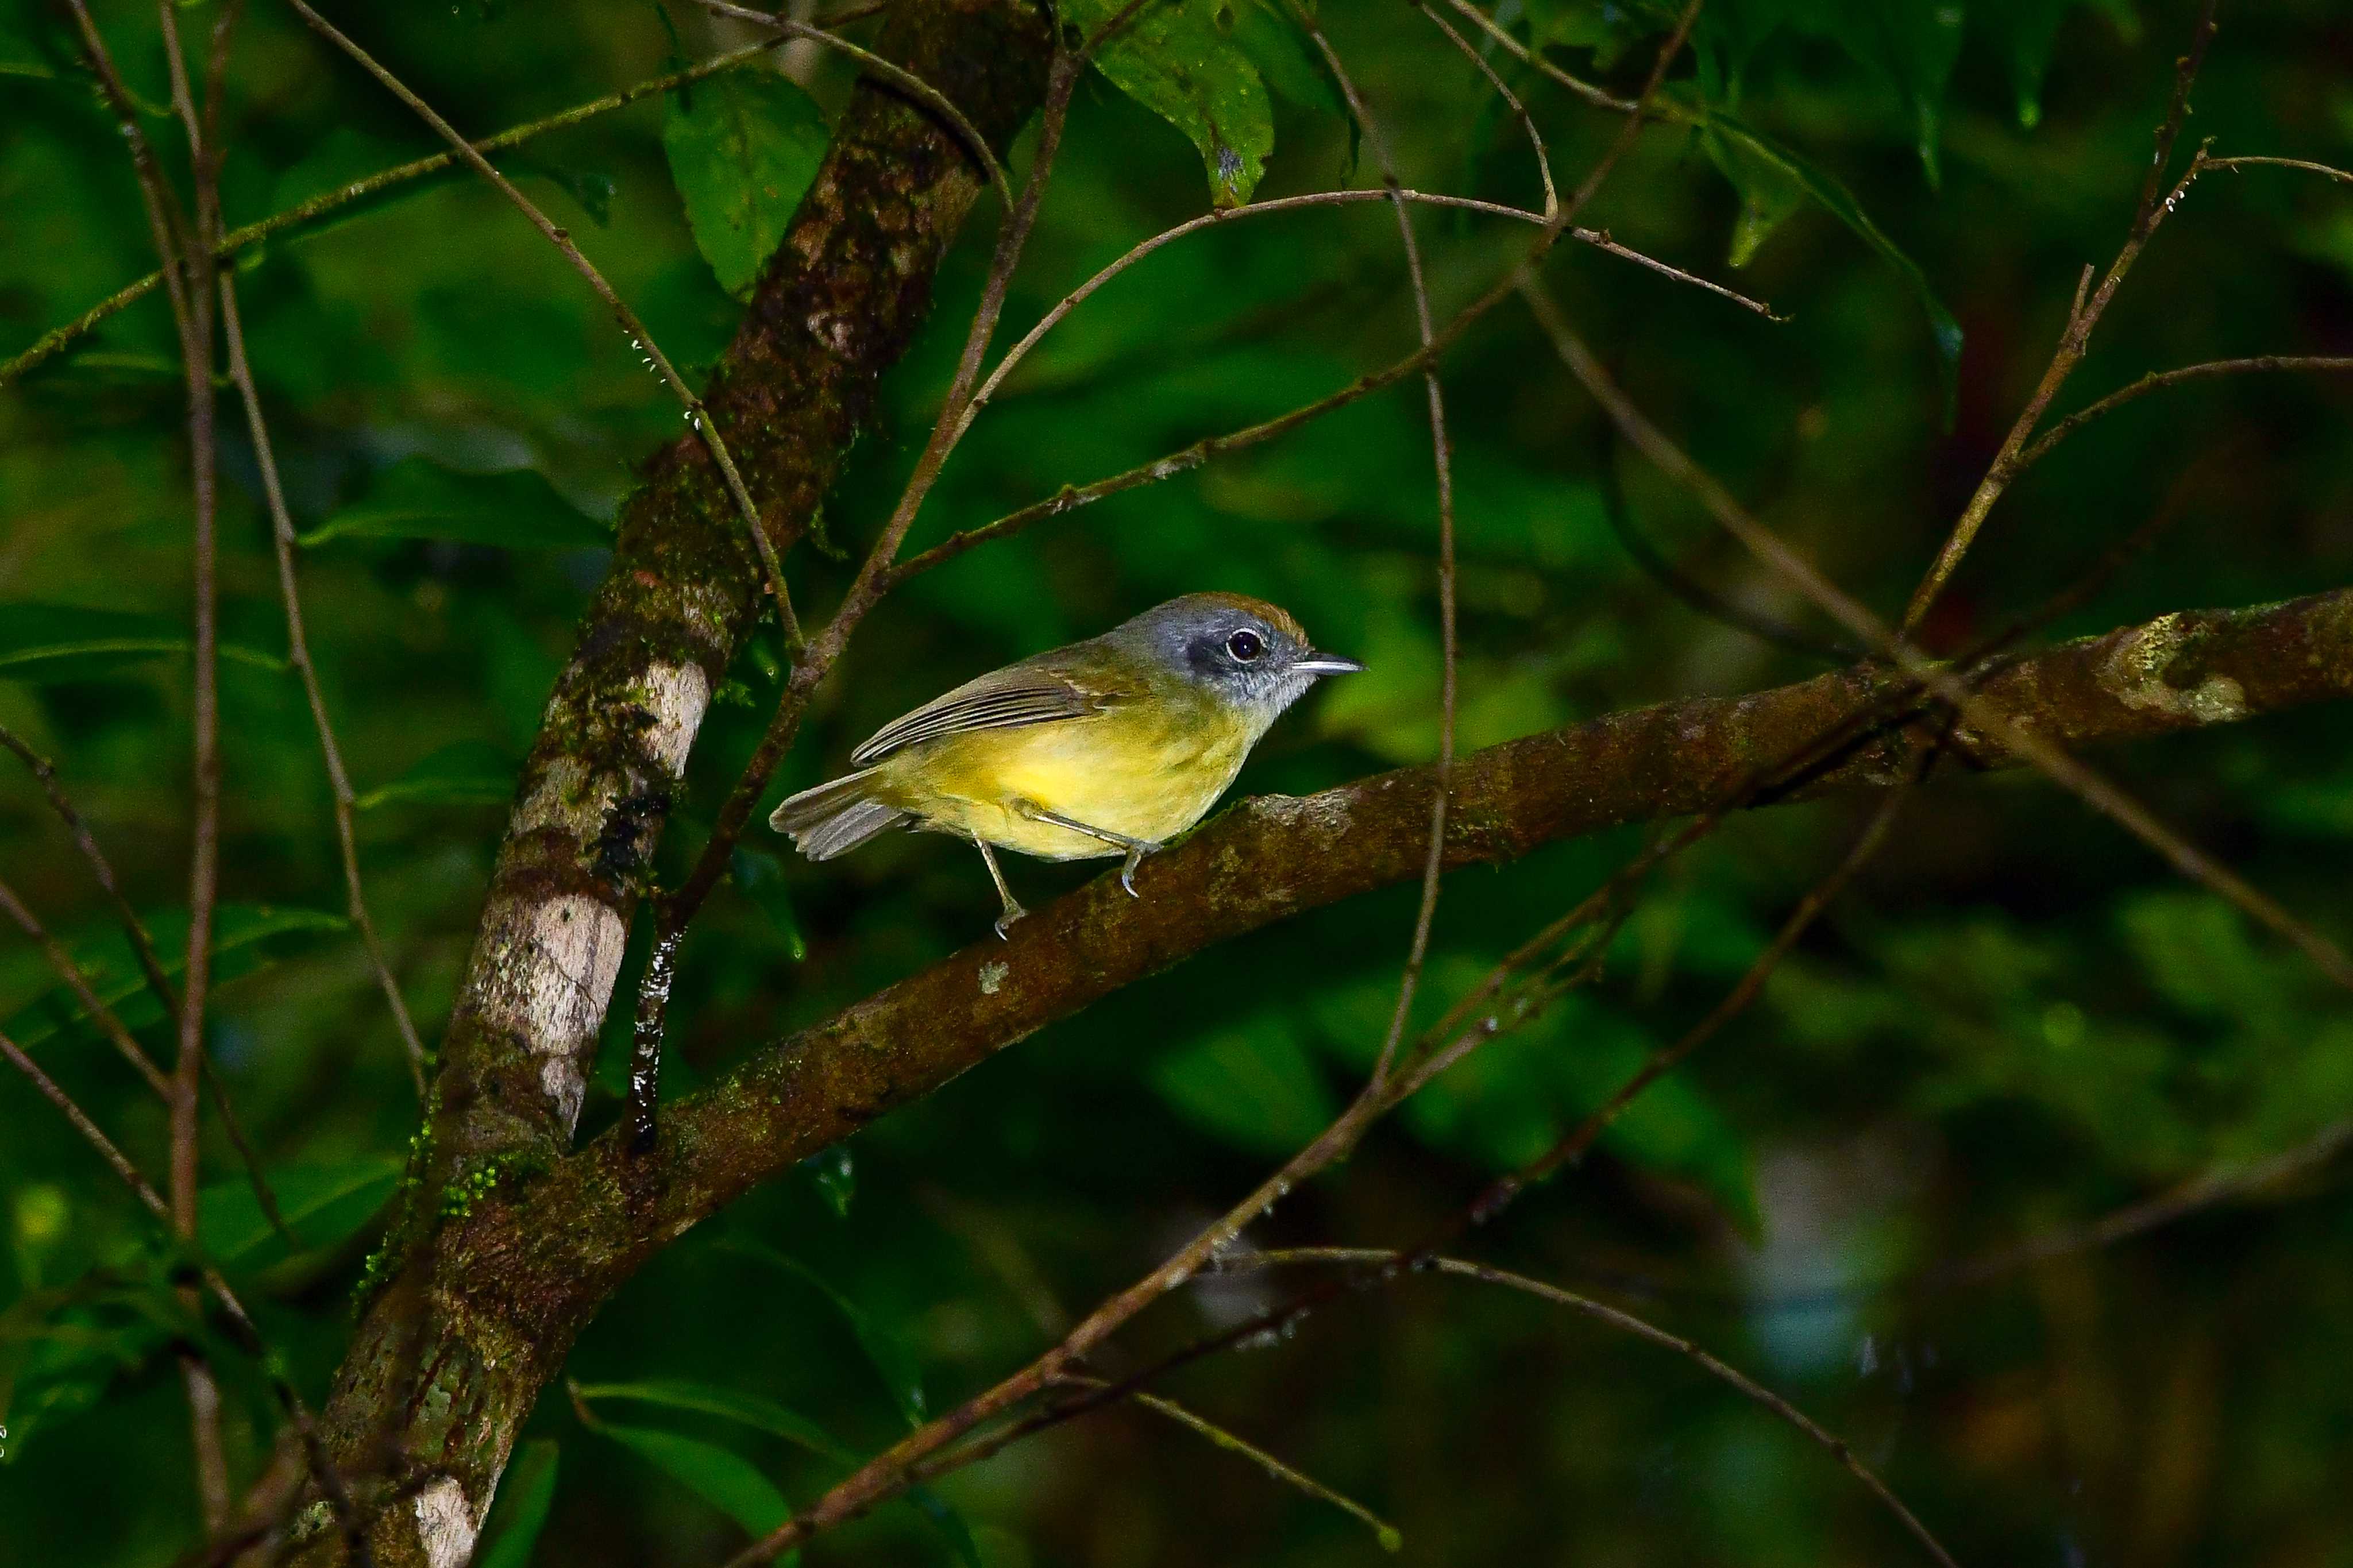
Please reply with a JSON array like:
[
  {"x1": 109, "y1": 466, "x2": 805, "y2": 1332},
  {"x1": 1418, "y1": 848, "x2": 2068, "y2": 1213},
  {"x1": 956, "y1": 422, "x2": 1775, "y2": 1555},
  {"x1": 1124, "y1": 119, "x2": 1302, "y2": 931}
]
[{"x1": 1226, "y1": 629, "x2": 1265, "y2": 662}]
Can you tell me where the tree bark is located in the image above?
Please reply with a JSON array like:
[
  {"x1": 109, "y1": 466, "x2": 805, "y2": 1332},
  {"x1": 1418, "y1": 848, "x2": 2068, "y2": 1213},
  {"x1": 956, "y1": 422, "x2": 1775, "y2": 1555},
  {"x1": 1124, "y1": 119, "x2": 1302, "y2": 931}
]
[{"x1": 283, "y1": 5, "x2": 1054, "y2": 1562}]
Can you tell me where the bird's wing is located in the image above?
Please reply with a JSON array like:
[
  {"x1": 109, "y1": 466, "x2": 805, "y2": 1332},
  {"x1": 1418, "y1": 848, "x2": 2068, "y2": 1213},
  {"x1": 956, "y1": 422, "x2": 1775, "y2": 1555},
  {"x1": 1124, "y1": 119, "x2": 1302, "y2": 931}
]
[{"x1": 848, "y1": 656, "x2": 1125, "y2": 766}]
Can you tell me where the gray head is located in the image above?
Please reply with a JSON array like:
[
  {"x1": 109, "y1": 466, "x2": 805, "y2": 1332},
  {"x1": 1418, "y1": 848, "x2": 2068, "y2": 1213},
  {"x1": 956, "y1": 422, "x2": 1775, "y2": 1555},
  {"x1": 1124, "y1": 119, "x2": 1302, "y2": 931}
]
[{"x1": 1104, "y1": 592, "x2": 1365, "y2": 729}]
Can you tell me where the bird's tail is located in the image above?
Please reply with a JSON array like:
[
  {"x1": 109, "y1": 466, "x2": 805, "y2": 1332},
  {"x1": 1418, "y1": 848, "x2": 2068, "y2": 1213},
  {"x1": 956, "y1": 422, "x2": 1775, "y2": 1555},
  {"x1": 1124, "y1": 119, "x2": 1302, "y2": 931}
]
[{"x1": 768, "y1": 769, "x2": 910, "y2": 861}]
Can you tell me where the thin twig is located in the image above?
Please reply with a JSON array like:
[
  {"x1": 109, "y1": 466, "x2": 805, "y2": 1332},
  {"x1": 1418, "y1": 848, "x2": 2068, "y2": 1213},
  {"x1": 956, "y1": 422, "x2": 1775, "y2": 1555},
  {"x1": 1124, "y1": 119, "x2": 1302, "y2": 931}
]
[
  {"x1": 80, "y1": 0, "x2": 236, "y2": 1520},
  {"x1": 1227, "y1": 1250, "x2": 1958, "y2": 1568},
  {"x1": 1592, "y1": 420, "x2": 1861, "y2": 662},
  {"x1": 948, "y1": 187, "x2": 1769, "y2": 446},
  {"x1": 0, "y1": 1026, "x2": 373, "y2": 1563},
  {"x1": 218, "y1": 277, "x2": 429, "y2": 1093},
  {"x1": 281, "y1": 0, "x2": 801, "y2": 647},
  {"x1": 1519, "y1": 277, "x2": 2353, "y2": 993},
  {"x1": 0, "y1": 724, "x2": 291, "y2": 1243},
  {"x1": 627, "y1": 49, "x2": 1087, "y2": 1143},
  {"x1": 1898, "y1": 0, "x2": 2222, "y2": 634},
  {"x1": 1440, "y1": 0, "x2": 1640, "y2": 114},
  {"x1": 2015, "y1": 355, "x2": 2353, "y2": 471},
  {"x1": 1, "y1": 40, "x2": 826, "y2": 386},
  {"x1": 1, "y1": 725, "x2": 182, "y2": 1015},
  {"x1": 1295, "y1": 15, "x2": 1458, "y2": 1087},
  {"x1": 1056, "y1": 1374, "x2": 1401, "y2": 1549},
  {"x1": 1415, "y1": 0, "x2": 1556, "y2": 219},
  {"x1": 0, "y1": 875, "x2": 173, "y2": 1098},
  {"x1": 716, "y1": 14, "x2": 1713, "y2": 1561},
  {"x1": 978, "y1": 741, "x2": 1930, "y2": 1516},
  {"x1": 2202, "y1": 155, "x2": 2353, "y2": 186},
  {"x1": 894, "y1": 156, "x2": 1773, "y2": 584}
]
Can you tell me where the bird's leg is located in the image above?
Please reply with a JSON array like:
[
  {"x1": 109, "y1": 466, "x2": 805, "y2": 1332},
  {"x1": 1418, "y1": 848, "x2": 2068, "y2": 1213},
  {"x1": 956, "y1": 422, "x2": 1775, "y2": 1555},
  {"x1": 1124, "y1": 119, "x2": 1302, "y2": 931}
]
[
  {"x1": 1016, "y1": 803, "x2": 1162, "y2": 897},
  {"x1": 973, "y1": 838, "x2": 1027, "y2": 939}
]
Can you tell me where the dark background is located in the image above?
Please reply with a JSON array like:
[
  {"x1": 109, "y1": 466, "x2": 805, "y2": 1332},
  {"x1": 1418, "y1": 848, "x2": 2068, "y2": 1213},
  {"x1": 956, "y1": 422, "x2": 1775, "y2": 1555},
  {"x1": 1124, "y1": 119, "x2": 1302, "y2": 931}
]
[{"x1": 5, "y1": 1, "x2": 2353, "y2": 1563}]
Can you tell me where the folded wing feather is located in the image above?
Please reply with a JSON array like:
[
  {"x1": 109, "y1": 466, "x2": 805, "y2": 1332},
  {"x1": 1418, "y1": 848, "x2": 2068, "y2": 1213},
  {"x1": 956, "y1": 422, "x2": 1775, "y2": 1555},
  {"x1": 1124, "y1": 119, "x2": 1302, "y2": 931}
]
[{"x1": 848, "y1": 663, "x2": 1123, "y2": 766}]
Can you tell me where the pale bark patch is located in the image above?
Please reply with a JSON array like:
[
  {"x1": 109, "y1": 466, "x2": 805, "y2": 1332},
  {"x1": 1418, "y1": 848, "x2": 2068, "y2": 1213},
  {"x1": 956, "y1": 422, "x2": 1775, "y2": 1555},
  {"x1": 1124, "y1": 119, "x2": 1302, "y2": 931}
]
[
  {"x1": 641, "y1": 662, "x2": 710, "y2": 776},
  {"x1": 475, "y1": 895, "x2": 629, "y2": 1129},
  {"x1": 2100, "y1": 612, "x2": 2248, "y2": 725},
  {"x1": 414, "y1": 1477, "x2": 477, "y2": 1568}
]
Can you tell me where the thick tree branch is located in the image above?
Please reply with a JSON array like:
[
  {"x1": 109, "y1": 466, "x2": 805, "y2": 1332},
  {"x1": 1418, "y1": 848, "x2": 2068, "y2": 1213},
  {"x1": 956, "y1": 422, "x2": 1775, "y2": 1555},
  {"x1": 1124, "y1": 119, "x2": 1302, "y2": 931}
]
[
  {"x1": 292, "y1": 3, "x2": 1054, "y2": 1563},
  {"x1": 539, "y1": 585, "x2": 2353, "y2": 1272}
]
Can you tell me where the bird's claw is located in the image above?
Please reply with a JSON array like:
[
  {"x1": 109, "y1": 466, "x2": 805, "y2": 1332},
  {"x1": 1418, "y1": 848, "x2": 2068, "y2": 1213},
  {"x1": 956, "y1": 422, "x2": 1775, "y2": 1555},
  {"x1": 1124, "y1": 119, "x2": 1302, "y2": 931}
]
[
  {"x1": 993, "y1": 902, "x2": 1028, "y2": 940},
  {"x1": 1118, "y1": 841, "x2": 1162, "y2": 898}
]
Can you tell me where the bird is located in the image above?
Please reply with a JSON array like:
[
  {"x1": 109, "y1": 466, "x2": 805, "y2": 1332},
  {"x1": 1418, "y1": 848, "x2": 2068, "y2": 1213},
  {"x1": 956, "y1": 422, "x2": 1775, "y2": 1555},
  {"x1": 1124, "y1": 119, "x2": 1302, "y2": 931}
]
[{"x1": 770, "y1": 592, "x2": 1365, "y2": 936}]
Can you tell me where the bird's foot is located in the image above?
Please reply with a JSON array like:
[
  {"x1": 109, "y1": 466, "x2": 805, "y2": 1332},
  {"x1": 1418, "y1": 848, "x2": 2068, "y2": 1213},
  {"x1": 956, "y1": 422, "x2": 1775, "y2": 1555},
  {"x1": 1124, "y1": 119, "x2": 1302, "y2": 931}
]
[
  {"x1": 1118, "y1": 841, "x2": 1163, "y2": 898},
  {"x1": 993, "y1": 901, "x2": 1029, "y2": 940}
]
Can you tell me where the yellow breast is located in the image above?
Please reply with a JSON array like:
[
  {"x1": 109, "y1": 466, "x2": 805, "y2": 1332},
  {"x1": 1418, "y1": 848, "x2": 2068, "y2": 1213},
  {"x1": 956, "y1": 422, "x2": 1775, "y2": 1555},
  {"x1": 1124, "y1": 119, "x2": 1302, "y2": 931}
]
[{"x1": 869, "y1": 699, "x2": 1253, "y2": 860}]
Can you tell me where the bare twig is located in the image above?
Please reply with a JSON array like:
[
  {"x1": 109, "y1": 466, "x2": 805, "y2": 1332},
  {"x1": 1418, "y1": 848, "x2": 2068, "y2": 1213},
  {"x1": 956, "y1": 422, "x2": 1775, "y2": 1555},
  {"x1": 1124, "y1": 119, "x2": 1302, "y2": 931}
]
[
  {"x1": 896, "y1": 7, "x2": 1754, "y2": 586},
  {"x1": 1226, "y1": 1249, "x2": 1958, "y2": 1568},
  {"x1": 0, "y1": 725, "x2": 292, "y2": 1246},
  {"x1": 1899, "y1": 0, "x2": 2221, "y2": 634},
  {"x1": 1463, "y1": 756, "x2": 1922, "y2": 1225},
  {"x1": 626, "y1": 48, "x2": 1086, "y2": 1142},
  {"x1": 72, "y1": 0, "x2": 235, "y2": 1520},
  {"x1": 1295, "y1": 16, "x2": 1459, "y2": 1087},
  {"x1": 716, "y1": 14, "x2": 1714, "y2": 1561},
  {"x1": 955, "y1": 739, "x2": 1931, "y2": 1539},
  {"x1": 1439, "y1": 0, "x2": 1640, "y2": 114},
  {"x1": 1057, "y1": 1374, "x2": 1402, "y2": 1550},
  {"x1": 281, "y1": 0, "x2": 801, "y2": 647},
  {"x1": 2203, "y1": 154, "x2": 2353, "y2": 186},
  {"x1": 1415, "y1": 0, "x2": 1556, "y2": 219},
  {"x1": 1519, "y1": 276, "x2": 2353, "y2": 993},
  {"x1": 217, "y1": 278, "x2": 428, "y2": 1094},
  {"x1": 1592, "y1": 423, "x2": 1860, "y2": 662},
  {"x1": 0, "y1": 1026, "x2": 372, "y2": 1563},
  {"x1": 1, "y1": 40, "x2": 830, "y2": 386},
  {"x1": 3, "y1": 1025, "x2": 176, "y2": 1219},
  {"x1": 947, "y1": 187, "x2": 1768, "y2": 449},
  {"x1": 0, "y1": 724, "x2": 180, "y2": 1014},
  {"x1": 0, "y1": 875, "x2": 173, "y2": 1098},
  {"x1": 2016, "y1": 355, "x2": 2353, "y2": 471}
]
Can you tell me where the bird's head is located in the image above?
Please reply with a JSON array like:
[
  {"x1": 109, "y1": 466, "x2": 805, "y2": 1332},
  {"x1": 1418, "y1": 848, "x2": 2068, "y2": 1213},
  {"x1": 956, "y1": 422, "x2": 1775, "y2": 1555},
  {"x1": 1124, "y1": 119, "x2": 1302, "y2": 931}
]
[{"x1": 1110, "y1": 592, "x2": 1365, "y2": 729}]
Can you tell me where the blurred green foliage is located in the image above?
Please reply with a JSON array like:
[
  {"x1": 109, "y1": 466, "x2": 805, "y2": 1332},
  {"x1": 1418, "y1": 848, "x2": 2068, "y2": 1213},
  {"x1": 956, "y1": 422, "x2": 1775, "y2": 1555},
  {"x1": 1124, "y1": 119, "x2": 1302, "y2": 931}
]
[{"x1": 5, "y1": 0, "x2": 2353, "y2": 1564}]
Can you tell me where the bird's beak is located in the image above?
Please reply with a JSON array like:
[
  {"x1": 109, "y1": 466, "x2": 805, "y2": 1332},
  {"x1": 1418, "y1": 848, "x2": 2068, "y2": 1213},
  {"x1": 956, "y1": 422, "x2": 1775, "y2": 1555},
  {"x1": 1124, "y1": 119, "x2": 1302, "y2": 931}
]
[{"x1": 1294, "y1": 651, "x2": 1367, "y2": 676}]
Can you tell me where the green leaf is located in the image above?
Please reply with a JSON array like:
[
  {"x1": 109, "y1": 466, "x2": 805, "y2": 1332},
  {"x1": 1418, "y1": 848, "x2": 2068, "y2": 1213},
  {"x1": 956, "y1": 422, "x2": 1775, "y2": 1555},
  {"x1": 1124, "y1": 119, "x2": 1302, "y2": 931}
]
[
  {"x1": 1699, "y1": 106, "x2": 1964, "y2": 418},
  {"x1": 663, "y1": 72, "x2": 831, "y2": 300},
  {"x1": 0, "y1": 905, "x2": 349, "y2": 1052},
  {"x1": 1228, "y1": 0, "x2": 1343, "y2": 119},
  {"x1": 598, "y1": 1420, "x2": 793, "y2": 1537},
  {"x1": 1701, "y1": 126, "x2": 1809, "y2": 271},
  {"x1": 730, "y1": 848, "x2": 808, "y2": 960},
  {"x1": 354, "y1": 739, "x2": 520, "y2": 811},
  {"x1": 301, "y1": 457, "x2": 611, "y2": 550},
  {"x1": 1150, "y1": 1019, "x2": 1337, "y2": 1158},
  {"x1": 576, "y1": 1377, "x2": 978, "y2": 1567},
  {"x1": 1064, "y1": 0, "x2": 1277, "y2": 207},
  {"x1": 0, "y1": 2, "x2": 61, "y2": 79},
  {"x1": 1976, "y1": 0, "x2": 2138, "y2": 128},
  {"x1": 476, "y1": 1439, "x2": 561, "y2": 1568},
  {"x1": 799, "y1": 1146, "x2": 854, "y2": 1219},
  {"x1": 195, "y1": 1157, "x2": 404, "y2": 1270},
  {"x1": 727, "y1": 1244, "x2": 928, "y2": 1427},
  {"x1": 0, "y1": 604, "x2": 286, "y2": 684},
  {"x1": 574, "y1": 1378, "x2": 850, "y2": 1462},
  {"x1": 0, "y1": 1265, "x2": 195, "y2": 1463}
]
